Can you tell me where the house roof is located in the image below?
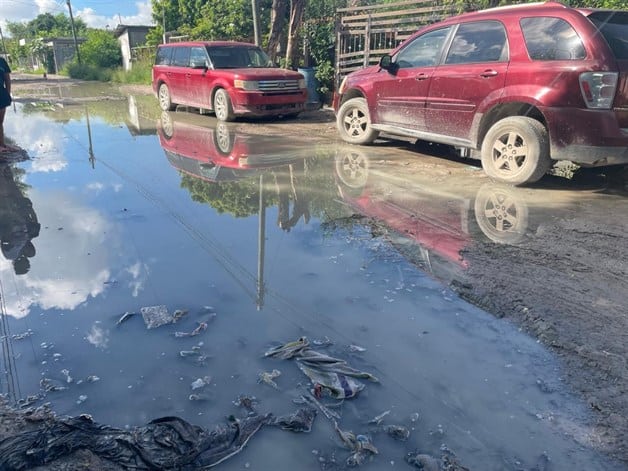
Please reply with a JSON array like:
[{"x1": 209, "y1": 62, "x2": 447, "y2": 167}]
[{"x1": 114, "y1": 25, "x2": 154, "y2": 38}]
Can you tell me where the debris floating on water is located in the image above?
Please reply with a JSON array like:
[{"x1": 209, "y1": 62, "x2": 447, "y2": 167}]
[
  {"x1": 140, "y1": 305, "x2": 174, "y2": 329},
  {"x1": 61, "y1": 369, "x2": 73, "y2": 384},
  {"x1": 258, "y1": 369, "x2": 281, "y2": 389},
  {"x1": 174, "y1": 321, "x2": 208, "y2": 338},
  {"x1": 368, "y1": 410, "x2": 390, "y2": 425},
  {"x1": 191, "y1": 376, "x2": 212, "y2": 390},
  {"x1": 116, "y1": 311, "x2": 136, "y2": 326}
]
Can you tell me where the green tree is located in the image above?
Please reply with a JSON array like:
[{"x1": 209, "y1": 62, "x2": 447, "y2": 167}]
[{"x1": 80, "y1": 30, "x2": 121, "y2": 68}]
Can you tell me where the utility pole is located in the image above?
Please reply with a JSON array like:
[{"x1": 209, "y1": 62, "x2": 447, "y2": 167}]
[
  {"x1": 162, "y1": 2, "x2": 167, "y2": 44},
  {"x1": 251, "y1": 0, "x2": 261, "y2": 46},
  {"x1": 66, "y1": 0, "x2": 81, "y2": 64}
]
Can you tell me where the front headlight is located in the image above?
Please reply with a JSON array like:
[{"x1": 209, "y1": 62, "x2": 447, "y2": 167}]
[
  {"x1": 234, "y1": 80, "x2": 260, "y2": 91},
  {"x1": 298, "y1": 78, "x2": 307, "y2": 89}
]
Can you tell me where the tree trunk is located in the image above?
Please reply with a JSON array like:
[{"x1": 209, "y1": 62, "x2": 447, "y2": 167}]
[
  {"x1": 267, "y1": 0, "x2": 288, "y2": 64},
  {"x1": 285, "y1": 0, "x2": 305, "y2": 69}
]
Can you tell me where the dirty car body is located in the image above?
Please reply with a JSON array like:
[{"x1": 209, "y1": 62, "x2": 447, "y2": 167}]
[
  {"x1": 152, "y1": 41, "x2": 307, "y2": 121},
  {"x1": 334, "y1": 3, "x2": 628, "y2": 185}
]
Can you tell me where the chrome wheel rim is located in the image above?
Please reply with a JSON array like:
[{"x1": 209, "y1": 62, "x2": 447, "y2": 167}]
[
  {"x1": 490, "y1": 131, "x2": 528, "y2": 176},
  {"x1": 342, "y1": 107, "x2": 368, "y2": 138}
]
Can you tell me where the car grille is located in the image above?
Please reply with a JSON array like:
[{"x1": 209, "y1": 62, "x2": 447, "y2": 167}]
[{"x1": 258, "y1": 80, "x2": 300, "y2": 92}]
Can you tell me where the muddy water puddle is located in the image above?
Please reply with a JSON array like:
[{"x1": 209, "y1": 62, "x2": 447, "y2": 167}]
[{"x1": 0, "y1": 93, "x2": 625, "y2": 470}]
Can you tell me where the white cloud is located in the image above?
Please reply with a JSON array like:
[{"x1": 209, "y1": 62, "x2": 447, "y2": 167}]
[{"x1": 75, "y1": 2, "x2": 154, "y2": 29}]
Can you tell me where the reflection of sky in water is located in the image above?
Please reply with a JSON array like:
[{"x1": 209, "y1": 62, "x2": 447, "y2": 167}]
[
  {"x1": 4, "y1": 105, "x2": 68, "y2": 172},
  {"x1": 0, "y1": 189, "x2": 111, "y2": 317}
]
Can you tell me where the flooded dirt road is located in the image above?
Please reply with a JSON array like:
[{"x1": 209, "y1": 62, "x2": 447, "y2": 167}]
[{"x1": 0, "y1": 78, "x2": 626, "y2": 470}]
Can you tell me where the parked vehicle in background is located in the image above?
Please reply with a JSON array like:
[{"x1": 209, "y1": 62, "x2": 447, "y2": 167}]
[
  {"x1": 152, "y1": 41, "x2": 307, "y2": 121},
  {"x1": 334, "y1": 2, "x2": 628, "y2": 185}
]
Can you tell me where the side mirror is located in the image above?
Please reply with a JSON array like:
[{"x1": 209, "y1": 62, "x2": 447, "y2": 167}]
[
  {"x1": 379, "y1": 55, "x2": 395, "y2": 72},
  {"x1": 191, "y1": 60, "x2": 208, "y2": 70}
]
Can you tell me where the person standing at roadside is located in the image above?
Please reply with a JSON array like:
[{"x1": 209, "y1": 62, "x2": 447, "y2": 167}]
[{"x1": 0, "y1": 56, "x2": 15, "y2": 153}]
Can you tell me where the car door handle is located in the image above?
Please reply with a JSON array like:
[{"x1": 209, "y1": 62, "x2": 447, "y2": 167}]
[
  {"x1": 415, "y1": 73, "x2": 429, "y2": 81},
  {"x1": 480, "y1": 69, "x2": 498, "y2": 77},
  {"x1": 186, "y1": 73, "x2": 192, "y2": 78}
]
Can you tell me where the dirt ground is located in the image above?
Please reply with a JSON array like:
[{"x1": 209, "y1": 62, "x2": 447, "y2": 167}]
[{"x1": 3, "y1": 74, "x2": 628, "y2": 469}]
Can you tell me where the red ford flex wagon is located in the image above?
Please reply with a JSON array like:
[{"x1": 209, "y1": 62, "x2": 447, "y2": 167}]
[{"x1": 152, "y1": 41, "x2": 307, "y2": 121}]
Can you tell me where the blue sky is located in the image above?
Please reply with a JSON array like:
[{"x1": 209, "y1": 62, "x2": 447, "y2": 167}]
[{"x1": 2, "y1": 0, "x2": 154, "y2": 33}]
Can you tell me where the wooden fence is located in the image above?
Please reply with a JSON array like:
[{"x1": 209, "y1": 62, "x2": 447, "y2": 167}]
[{"x1": 335, "y1": 0, "x2": 457, "y2": 86}]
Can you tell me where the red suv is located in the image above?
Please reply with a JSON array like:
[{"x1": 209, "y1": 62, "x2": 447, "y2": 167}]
[
  {"x1": 334, "y1": 3, "x2": 628, "y2": 185},
  {"x1": 152, "y1": 41, "x2": 307, "y2": 121}
]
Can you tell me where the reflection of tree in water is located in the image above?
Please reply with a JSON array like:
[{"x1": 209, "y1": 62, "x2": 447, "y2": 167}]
[
  {"x1": 0, "y1": 165, "x2": 40, "y2": 275},
  {"x1": 178, "y1": 156, "x2": 346, "y2": 226},
  {"x1": 181, "y1": 175, "x2": 270, "y2": 218}
]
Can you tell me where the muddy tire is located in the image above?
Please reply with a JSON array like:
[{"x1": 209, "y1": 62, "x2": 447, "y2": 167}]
[
  {"x1": 214, "y1": 89, "x2": 235, "y2": 122},
  {"x1": 474, "y1": 183, "x2": 529, "y2": 245},
  {"x1": 336, "y1": 98, "x2": 379, "y2": 145},
  {"x1": 481, "y1": 117, "x2": 551, "y2": 185},
  {"x1": 158, "y1": 83, "x2": 176, "y2": 111}
]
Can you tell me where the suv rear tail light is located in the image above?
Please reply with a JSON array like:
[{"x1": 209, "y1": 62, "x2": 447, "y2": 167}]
[{"x1": 579, "y1": 72, "x2": 618, "y2": 109}]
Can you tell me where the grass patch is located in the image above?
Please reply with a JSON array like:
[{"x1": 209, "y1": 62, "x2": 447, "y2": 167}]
[
  {"x1": 64, "y1": 63, "x2": 112, "y2": 81},
  {"x1": 110, "y1": 61, "x2": 152, "y2": 85}
]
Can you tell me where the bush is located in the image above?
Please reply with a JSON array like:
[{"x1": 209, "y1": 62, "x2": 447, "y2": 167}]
[
  {"x1": 110, "y1": 60, "x2": 153, "y2": 84},
  {"x1": 64, "y1": 62, "x2": 112, "y2": 81}
]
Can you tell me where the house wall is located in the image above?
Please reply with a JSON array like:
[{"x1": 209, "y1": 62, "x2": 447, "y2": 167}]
[
  {"x1": 118, "y1": 28, "x2": 150, "y2": 71},
  {"x1": 119, "y1": 33, "x2": 132, "y2": 71}
]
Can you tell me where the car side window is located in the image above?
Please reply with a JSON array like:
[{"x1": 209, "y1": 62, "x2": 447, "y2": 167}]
[
  {"x1": 190, "y1": 47, "x2": 208, "y2": 67},
  {"x1": 445, "y1": 21, "x2": 508, "y2": 64},
  {"x1": 521, "y1": 17, "x2": 586, "y2": 60},
  {"x1": 172, "y1": 47, "x2": 191, "y2": 67},
  {"x1": 394, "y1": 27, "x2": 452, "y2": 68},
  {"x1": 155, "y1": 47, "x2": 173, "y2": 66}
]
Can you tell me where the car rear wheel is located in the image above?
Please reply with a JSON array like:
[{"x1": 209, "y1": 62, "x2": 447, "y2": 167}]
[
  {"x1": 481, "y1": 116, "x2": 551, "y2": 185},
  {"x1": 214, "y1": 89, "x2": 235, "y2": 122},
  {"x1": 158, "y1": 83, "x2": 175, "y2": 111},
  {"x1": 337, "y1": 97, "x2": 379, "y2": 145}
]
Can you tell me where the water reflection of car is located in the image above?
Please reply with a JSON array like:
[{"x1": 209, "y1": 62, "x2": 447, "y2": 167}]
[
  {"x1": 334, "y1": 148, "x2": 531, "y2": 280},
  {"x1": 0, "y1": 164, "x2": 40, "y2": 275},
  {"x1": 158, "y1": 111, "x2": 313, "y2": 182}
]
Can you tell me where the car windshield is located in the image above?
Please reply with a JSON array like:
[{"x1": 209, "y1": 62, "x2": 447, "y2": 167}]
[
  {"x1": 588, "y1": 11, "x2": 628, "y2": 60},
  {"x1": 206, "y1": 46, "x2": 272, "y2": 68}
]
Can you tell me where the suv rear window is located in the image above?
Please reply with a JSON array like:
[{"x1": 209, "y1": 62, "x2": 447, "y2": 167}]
[
  {"x1": 155, "y1": 47, "x2": 173, "y2": 66},
  {"x1": 521, "y1": 17, "x2": 586, "y2": 60},
  {"x1": 587, "y1": 11, "x2": 628, "y2": 60}
]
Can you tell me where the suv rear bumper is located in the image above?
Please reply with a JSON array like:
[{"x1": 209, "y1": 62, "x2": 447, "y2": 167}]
[{"x1": 544, "y1": 107, "x2": 628, "y2": 166}]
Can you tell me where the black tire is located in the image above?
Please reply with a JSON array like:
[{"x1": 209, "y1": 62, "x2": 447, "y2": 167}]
[
  {"x1": 336, "y1": 97, "x2": 379, "y2": 145},
  {"x1": 474, "y1": 183, "x2": 529, "y2": 245},
  {"x1": 480, "y1": 116, "x2": 551, "y2": 185},
  {"x1": 213, "y1": 89, "x2": 235, "y2": 122},
  {"x1": 158, "y1": 83, "x2": 176, "y2": 111}
]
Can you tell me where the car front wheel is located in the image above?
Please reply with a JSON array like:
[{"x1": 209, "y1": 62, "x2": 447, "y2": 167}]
[
  {"x1": 213, "y1": 89, "x2": 235, "y2": 122},
  {"x1": 480, "y1": 116, "x2": 551, "y2": 185},
  {"x1": 158, "y1": 83, "x2": 176, "y2": 111},
  {"x1": 336, "y1": 97, "x2": 379, "y2": 145}
]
